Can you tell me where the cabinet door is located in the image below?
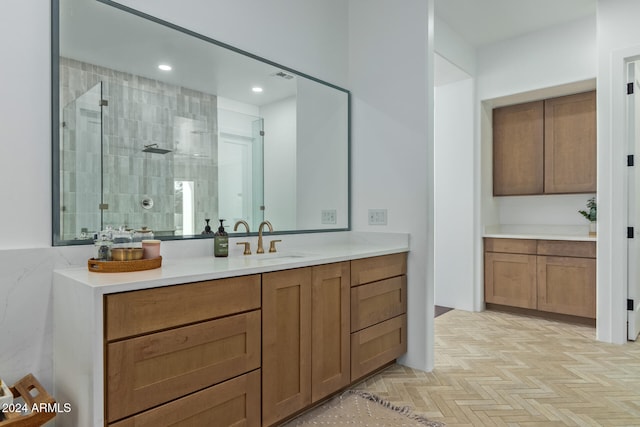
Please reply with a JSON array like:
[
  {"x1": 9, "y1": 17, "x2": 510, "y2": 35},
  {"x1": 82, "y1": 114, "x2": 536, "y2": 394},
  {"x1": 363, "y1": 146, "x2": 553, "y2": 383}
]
[
  {"x1": 311, "y1": 262, "x2": 350, "y2": 402},
  {"x1": 484, "y1": 252, "x2": 537, "y2": 309},
  {"x1": 544, "y1": 91, "x2": 596, "y2": 193},
  {"x1": 262, "y1": 268, "x2": 312, "y2": 426},
  {"x1": 537, "y1": 256, "x2": 596, "y2": 318},
  {"x1": 493, "y1": 101, "x2": 544, "y2": 196}
]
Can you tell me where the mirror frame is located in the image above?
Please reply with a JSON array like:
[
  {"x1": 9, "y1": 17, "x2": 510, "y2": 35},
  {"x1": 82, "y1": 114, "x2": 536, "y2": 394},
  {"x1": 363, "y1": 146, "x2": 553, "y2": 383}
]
[{"x1": 51, "y1": 0, "x2": 351, "y2": 246}]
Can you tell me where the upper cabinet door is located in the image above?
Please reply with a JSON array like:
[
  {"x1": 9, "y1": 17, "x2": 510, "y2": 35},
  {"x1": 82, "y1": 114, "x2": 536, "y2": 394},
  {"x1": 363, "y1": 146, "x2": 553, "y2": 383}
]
[
  {"x1": 493, "y1": 101, "x2": 545, "y2": 196},
  {"x1": 544, "y1": 91, "x2": 597, "y2": 194}
]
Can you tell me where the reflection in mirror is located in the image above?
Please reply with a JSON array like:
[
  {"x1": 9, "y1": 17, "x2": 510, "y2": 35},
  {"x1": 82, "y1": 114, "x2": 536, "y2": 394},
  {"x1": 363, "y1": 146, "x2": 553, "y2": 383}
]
[{"x1": 53, "y1": 0, "x2": 350, "y2": 245}]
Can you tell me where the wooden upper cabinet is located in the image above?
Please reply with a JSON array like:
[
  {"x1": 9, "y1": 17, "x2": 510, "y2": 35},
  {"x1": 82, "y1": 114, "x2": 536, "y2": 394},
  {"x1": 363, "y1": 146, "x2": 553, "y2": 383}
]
[
  {"x1": 492, "y1": 91, "x2": 596, "y2": 196},
  {"x1": 544, "y1": 91, "x2": 597, "y2": 193},
  {"x1": 493, "y1": 100, "x2": 545, "y2": 196}
]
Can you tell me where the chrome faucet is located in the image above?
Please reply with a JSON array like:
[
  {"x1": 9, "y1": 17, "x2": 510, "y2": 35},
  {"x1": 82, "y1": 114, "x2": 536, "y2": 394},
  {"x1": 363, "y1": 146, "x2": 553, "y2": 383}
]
[
  {"x1": 234, "y1": 220, "x2": 251, "y2": 255},
  {"x1": 257, "y1": 220, "x2": 273, "y2": 254}
]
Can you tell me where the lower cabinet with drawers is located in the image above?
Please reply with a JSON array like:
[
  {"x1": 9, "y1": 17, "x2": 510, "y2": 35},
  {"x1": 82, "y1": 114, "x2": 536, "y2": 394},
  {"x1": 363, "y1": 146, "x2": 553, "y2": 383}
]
[
  {"x1": 484, "y1": 238, "x2": 596, "y2": 320},
  {"x1": 104, "y1": 275, "x2": 262, "y2": 426},
  {"x1": 54, "y1": 251, "x2": 408, "y2": 427},
  {"x1": 350, "y1": 253, "x2": 407, "y2": 382}
]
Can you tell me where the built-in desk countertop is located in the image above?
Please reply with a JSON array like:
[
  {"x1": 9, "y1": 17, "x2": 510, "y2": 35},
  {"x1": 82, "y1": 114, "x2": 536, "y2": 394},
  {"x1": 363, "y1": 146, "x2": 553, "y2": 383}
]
[{"x1": 484, "y1": 224, "x2": 597, "y2": 242}]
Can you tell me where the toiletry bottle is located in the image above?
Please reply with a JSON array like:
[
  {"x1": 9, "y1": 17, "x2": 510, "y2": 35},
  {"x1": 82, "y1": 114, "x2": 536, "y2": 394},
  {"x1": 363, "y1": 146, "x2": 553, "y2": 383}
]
[{"x1": 214, "y1": 219, "x2": 229, "y2": 257}]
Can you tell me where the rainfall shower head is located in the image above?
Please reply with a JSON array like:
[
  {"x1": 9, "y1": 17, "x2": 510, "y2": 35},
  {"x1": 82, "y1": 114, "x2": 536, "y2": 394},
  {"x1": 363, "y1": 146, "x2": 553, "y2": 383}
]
[{"x1": 142, "y1": 144, "x2": 172, "y2": 154}]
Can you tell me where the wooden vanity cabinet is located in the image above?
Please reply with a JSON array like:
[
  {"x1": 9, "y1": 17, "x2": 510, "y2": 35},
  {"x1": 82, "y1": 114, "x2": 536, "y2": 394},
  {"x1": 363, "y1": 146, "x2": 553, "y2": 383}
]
[
  {"x1": 492, "y1": 91, "x2": 596, "y2": 196},
  {"x1": 262, "y1": 262, "x2": 350, "y2": 427},
  {"x1": 350, "y1": 253, "x2": 407, "y2": 381},
  {"x1": 56, "y1": 252, "x2": 409, "y2": 427},
  {"x1": 104, "y1": 275, "x2": 262, "y2": 426},
  {"x1": 484, "y1": 238, "x2": 596, "y2": 320}
]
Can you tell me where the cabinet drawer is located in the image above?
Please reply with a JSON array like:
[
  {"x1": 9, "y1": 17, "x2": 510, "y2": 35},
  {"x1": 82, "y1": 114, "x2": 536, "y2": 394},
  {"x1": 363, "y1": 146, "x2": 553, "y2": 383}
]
[
  {"x1": 105, "y1": 274, "x2": 260, "y2": 341},
  {"x1": 350, "y1": 253, "x2": 407, "y2": 287},
  {"x1": 351, "y1": 276, "x2": 406, "y2": 332},
  {"x1": 537, "y1": 240, "x2": 596, "y2": 258},
  {"x1": 106, "y1": 310, "x2": 261, "y2": 423},
  {"x1": 350, "y1": 314, "x2": 407, "y2": 381},
  {"x1": 109, "y1": 369, "x2": 261, "y2": 427},
  {"x1": 484, "y1": 238, "x2": 536, "y2": 254}
]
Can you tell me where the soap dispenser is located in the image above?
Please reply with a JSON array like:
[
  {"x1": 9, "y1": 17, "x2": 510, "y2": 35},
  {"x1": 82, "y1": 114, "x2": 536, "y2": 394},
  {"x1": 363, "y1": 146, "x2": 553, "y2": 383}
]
[
  {"x1": 214, "y1": 219, "x2": 229, "y2": 257},
  {"x1": 202, "y1": 218, "x2": 213, "y2": 235}
]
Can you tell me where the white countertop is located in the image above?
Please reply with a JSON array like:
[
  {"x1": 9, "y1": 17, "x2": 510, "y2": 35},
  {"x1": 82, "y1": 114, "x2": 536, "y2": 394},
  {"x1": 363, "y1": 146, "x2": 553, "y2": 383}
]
[
  {"x1": 53, "y1": 231, "x2": 409, "y2": 294},
  {"x1": 483, "y1": 224, "x2": 597, "y2": 242}
]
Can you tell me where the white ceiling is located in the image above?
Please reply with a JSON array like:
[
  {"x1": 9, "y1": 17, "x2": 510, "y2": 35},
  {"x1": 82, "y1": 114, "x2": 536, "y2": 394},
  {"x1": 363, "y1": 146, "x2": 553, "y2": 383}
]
[
  {"x1": 435, "y1": 0, "x2": 597, "y2": 48},
  {"x1": 62, "y1": 0, "x2": 598, "y2": 96}
]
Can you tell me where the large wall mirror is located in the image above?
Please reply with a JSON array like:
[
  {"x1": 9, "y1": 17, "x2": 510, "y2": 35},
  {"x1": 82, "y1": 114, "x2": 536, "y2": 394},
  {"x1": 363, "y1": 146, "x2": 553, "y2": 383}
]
[{"x1": 52, "y1": 0, "x2": 350, "y2": 245}]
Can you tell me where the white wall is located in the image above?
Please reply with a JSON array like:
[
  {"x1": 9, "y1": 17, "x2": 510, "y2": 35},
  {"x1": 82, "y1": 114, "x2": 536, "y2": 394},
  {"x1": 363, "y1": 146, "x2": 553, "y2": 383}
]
[
  {"x1": 349, "y1": 0, "x2": 434, "y2": 371},
  {"x1": 478, "y1": 18, "x2": 597, "y2": 229},
  {"x1": 434, "y1": 16, "x2": 476, "y2": 76},
  {"x1": 434, "y1": 78, "x2": 476, "y2": 311},
  {"x1": 261, "y1": 97, "x2": 297, "y2": 230},
  {"x1": 0, "y1": 0, "x2": 350, "y2": 392},
  {"x1": 0, "y1": 0, "x2": 51, "y2": 249},
  {"x1": 477, "y1": 17, "x2": 596, "y2": 101},
  {"x1": 296, "y1": 77, "x2": 349, "y2": 230}
]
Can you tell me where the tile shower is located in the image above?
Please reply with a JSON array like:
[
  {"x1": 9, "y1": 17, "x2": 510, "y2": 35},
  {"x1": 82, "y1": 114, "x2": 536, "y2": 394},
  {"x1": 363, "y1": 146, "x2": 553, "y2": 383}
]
[{"x1": 60, "y1": 57, "x2": 219, "y2": 240}]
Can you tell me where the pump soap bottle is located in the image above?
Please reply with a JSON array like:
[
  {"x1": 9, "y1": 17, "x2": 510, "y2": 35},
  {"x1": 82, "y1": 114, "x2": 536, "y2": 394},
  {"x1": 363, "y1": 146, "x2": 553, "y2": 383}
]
[{"x1": 214, "y1": 219, "x2": 229, "y2": 257}]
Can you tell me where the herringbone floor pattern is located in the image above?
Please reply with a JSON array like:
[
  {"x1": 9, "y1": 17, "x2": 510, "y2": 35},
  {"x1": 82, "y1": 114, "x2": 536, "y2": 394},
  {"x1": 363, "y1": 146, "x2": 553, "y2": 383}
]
[{"x1": 352, "y1": 309, "x2": 640, "y2": 426}]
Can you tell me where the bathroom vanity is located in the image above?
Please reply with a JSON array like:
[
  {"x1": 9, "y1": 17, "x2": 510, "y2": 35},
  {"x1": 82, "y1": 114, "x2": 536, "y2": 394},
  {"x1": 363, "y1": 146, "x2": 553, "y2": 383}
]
[{"x1": 53, "y1": 233, "x2": 408, "y2": 427}]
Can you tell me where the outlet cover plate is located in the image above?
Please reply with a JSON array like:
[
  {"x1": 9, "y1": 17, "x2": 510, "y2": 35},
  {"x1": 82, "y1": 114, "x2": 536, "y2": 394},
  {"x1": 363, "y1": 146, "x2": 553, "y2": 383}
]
[{"x1": 368, "y1": 209, "x2": 387, "y2": 225}]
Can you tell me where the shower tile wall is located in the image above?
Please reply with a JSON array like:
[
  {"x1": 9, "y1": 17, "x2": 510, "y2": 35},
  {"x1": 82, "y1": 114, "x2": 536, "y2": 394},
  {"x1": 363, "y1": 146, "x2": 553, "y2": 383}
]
[{"x1": 60, "y1": 58, "x2": 218, "y2": 238}]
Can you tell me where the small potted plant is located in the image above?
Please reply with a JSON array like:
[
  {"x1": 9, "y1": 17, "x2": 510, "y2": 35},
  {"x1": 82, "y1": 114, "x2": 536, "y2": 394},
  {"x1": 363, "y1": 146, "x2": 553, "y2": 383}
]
[{"x1": 579, "y1": 196, "x2": 597, "y2": 236}]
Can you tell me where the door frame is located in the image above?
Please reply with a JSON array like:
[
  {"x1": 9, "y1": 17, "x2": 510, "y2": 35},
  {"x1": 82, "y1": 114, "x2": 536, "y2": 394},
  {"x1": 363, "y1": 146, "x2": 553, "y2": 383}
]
[
  {"x1": 606, "y1": 45, "x2": 640, "y2": 344},
  {"x1": 625, "y1": 57, "x2": 640, "y2": 340}
]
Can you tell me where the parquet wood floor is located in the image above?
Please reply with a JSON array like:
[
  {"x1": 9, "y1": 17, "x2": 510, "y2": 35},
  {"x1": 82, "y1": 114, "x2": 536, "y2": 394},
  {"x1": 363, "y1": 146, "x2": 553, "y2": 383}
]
[{"x1": 352, "y1": 309, "x2": 640, "y2": 426}]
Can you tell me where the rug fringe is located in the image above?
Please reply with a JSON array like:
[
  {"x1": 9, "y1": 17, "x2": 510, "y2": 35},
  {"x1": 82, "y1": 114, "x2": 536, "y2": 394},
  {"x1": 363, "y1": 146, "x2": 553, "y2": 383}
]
[{"x1": 344, "y1": 390, "x2": 446, "y2": 427}]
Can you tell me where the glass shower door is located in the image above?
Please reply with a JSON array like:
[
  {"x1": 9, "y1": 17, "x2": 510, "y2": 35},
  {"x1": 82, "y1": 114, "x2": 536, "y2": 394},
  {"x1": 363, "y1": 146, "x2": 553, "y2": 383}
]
[
  {"x1": 60, "y1": 82, "x2": 103, "y2": 241},
  {"x1": 217, "y1": 110, "x2": 264, "y2": 231}
]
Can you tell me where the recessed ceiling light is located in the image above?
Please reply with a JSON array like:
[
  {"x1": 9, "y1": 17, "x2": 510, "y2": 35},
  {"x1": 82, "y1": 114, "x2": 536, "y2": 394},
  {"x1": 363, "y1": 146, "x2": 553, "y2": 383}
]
[
  {"x1": 158, "y1": 64, "x2": 172, "y2": 71},
  {"x1": 252, "y1": 87, "x2": 263, "y2": 93}
]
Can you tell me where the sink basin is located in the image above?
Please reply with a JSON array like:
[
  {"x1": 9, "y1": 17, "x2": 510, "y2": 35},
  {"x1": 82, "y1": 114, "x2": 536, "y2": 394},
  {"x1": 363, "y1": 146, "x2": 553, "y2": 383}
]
[{"x1": 249, "y1": 252, "x2": 311, "y2": 261}]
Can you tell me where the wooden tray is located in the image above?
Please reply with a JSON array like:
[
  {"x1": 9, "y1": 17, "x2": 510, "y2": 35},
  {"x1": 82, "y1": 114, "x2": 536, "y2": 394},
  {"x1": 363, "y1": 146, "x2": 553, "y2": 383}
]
[
  {"x1": 88, "y1": 256, "x2": 162, "y2": 273},
  {"x1": 0, "y1": 374, "x2": 56, "y2": 427}
]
